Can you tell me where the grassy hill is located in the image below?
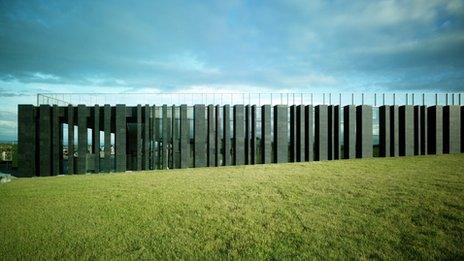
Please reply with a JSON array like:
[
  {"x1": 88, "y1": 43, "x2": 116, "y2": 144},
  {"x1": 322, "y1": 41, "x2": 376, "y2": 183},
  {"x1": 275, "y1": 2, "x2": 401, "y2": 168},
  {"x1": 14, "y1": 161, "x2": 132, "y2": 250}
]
[{"x1": 1, "y1": 154, "x2": 463, "y2": 259}]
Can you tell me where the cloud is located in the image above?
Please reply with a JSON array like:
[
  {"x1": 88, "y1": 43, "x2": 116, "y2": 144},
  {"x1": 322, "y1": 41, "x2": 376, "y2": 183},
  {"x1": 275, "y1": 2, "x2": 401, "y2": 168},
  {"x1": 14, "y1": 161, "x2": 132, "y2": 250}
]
[
  {"x1": 139, "y1": 52, "x2": 221, "y2": 75},
  {"x1": 0, "y1": 0, "x2": 462, "y2": 93}
]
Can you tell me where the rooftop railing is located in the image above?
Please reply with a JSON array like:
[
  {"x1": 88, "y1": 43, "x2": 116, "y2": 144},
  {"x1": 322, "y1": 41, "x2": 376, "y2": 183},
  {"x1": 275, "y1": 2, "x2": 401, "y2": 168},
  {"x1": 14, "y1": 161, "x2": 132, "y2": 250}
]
[{"x1": 37, "y1": 92, "x2": 464, "y2": 107}]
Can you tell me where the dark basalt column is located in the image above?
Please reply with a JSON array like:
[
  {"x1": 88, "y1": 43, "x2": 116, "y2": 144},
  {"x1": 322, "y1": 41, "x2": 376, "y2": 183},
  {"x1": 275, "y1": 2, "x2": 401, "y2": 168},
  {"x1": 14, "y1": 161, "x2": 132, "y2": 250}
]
[
  {"x1": 166, "y1": 110, "x2": 172, "y2": 168},
  {"x1": 296, "y1": 105, "x2": 305, "y2": 162},
  {"x1": 245, "y1": 105, "x2": 251, "y2": 165},
  {"x1": 234, "y1": 105, "x2": 245, "y2": 165},
  {"x1": 289, "y1": 105, "x2": 297, "y2": 162},
  {"x1": 315, "y1": 105, "x2": 328, "y2": 161},
  {"x1": 343, "y1": 105, "x2": 356, "y2": 159},
  {"x1": 172, "y1": 105, "x2": 179, "y2": 169},
  {"x1": 328, "y1": 105, "x2": 335, "y2": 160},
  {"x1": 427, "y1": 106, "x2": 443, "y2": 155},
  {"x1": 77, "y1": 105, "x2": 87, "y2": 174},
  {"x1": 261, "y1": 105, "x2": 272, "y2": 164},
  {"x1": 194, "y1": 105, "x2": 207, "y2": 167},
  {"x1": 115, "y1": 104, "x2": 127, "y2": 172},
  {"x1": 223, "y1": 105, "x2": 231, "y2": 166},
  {"x1": 333, "y1": 105, "x2": 341, "y2": 160},
  {"x1": 179, "y1": 105, "x2": 190, "y2": 169},
  {"x1": 136, "y1": 105, "x2": 142, "y2": 171},
  {"x1": 39, "y1": 105, "x2": 52, "y2": 176},
  {"x1": 356, "y1": 105, "x2": 373, "y2": 158},
  {"x1": 155, "y1": 114, "x2": 162, "y2": 169},
  {"x1": 143, "y1": 105, "x2": 150, "y2": 170},
  {"x1": 103, "y1": 104, "x2": 111, "y2": 172},
  {"x1": 150, "y1": 105, "x2": 157, "y2": 169},
  {"x1": 18, "y1": 105, "x2": 36, "y2": 177},
  {"x1": 443, "y1": 105, "x2": 461, "y2": 154},
  {"x1": 390, "y1": 105, "x2": 400, "y2": 157},
  {"x1": 215, "y1": 105, "x2": 222, "y2": 166},
  {"x1": 52, "y1": 105, "x2": 61, "y2": 175},
  {"x1": 420, "y1": 106, "x2": 428, "y2": 155},
  {"x1": 92, "y1": 105, "x2": 100, "y2": 173},
  {"x1": 413, "y1": 106, "x2": 421, "y2": 155},
  {"x1": 274, "y1": 105, "x2": 288, "y2": 163},
  {"x1": 251, "y1": 105, "x2": 257, "y2": 164},
  {"x1": 461, "y1": 106, "x2": 464, "y2": 153},
  {"x1": 379, "y1": 105, "x2": 390, "y2": 157},
  {"x1": 399, "y1": 105, "x2": 414, "y2": 156},
  {"x1": 67, "y1": 105, "x2": 75, "y2": 174},
  {"x1": 207, "y1": 105, "x2": 216, "y2": 167},
  {"x1": 162, "y1": 105, "x2": 168, "y2": 169},
  {"x1": 305, "y1": 105, "x2": 314, "y2": 161}
]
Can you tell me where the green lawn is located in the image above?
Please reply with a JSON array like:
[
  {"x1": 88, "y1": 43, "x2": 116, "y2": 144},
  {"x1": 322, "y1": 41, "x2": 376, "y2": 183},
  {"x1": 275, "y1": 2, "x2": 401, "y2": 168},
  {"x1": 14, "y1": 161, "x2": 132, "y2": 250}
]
[{"x1": 1, "y1": 155, "x2": 463, "y2": 259}]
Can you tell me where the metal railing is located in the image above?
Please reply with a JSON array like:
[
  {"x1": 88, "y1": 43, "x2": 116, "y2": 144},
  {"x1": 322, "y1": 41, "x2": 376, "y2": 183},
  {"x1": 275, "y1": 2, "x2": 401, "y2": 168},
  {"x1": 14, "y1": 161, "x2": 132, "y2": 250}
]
[{"x1": 37, "y1": 92, "x2": 464, "y2": 107}]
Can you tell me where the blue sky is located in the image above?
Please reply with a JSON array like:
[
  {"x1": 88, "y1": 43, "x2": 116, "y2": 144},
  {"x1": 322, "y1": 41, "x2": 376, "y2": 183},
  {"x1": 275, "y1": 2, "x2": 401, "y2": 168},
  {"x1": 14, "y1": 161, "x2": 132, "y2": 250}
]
[{"x1": 1, "y1": 0, "x2": 464, "y2": 140}]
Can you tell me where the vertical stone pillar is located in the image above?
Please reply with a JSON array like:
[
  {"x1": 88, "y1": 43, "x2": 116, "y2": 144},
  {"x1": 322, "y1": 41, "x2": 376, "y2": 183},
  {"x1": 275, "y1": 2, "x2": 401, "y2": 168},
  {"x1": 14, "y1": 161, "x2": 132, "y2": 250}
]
[
  {"x1": 18, "y1": 105, "x2": 36, "y2": 177},
  {"x1": 115, "y1": 104, "x2": 126, "y2": 172},
  {"x1": 103, "y1": 105, "x2": 111, "y2": 172},
  {"x1": 150, "y1": 105, "x2": 157, "y2": 169},
  {"x1": 399, "y1": 105, "x2": 414, "y2": 156},
  {"x1": 420, "y1": 106, "x2": 428, "y2": 155},
  {"x1": 343, "y1": 105, "x2": 356, "y2": 159},
  {"x1": 461, "y1": 106, "x2": 464, "y2": 153},
  {"x1": 251, "y1": 105, "x2": 257, "y2": 164},
  {"x1": 172, "y1": 105, "x2": 179, "y2": 169},
  {"x1": 305, "y1": 105, "x2": 314, "y2": 161},
  {"x1": 327, "y1": 105, "x2": 335, "y2": 160},
  {"x1": 389, "y1": 106, "x2": 400, "y2": 157},
  {"x1": 135, "y1": 105, "x2": 142, "y2": 170},
  {"x1": 166, "y1": 108, "x2": 172, "y2": 168},
  {"x1": 379, "y1": 105, "x2": 390, "y2": 157},
  {"x1": 274, "y1": 105, "x2": 288, "y2": 163},
  {"x1": 161, "y1": 105, "x2": 168, "y2": 169},
  {"x1": 443, "y1": 105, "x2": 461, "y2": 154},
  {"x1": 68, "y1": 105, "x2": 75, "y2": 174},
  {"x1": 194, "y1": 105, "x2": 207, "y2": 167},
  {"x1": 413, "y1": 106, "x2": 421, "y2": 155},
  {"x1": 215, "y1": 105, "x2": 222, "y2": 166},
  {"x1": 223, "y1": 105, "x2": 231, "y2": 166},
  {"x1": 179, "y1": 105, "x2": 189, "y2": 168},
  {"x1": 245, "y1": 105, "x2": 251, "y2": 165},
  {"x1": 427, "y1": 106, "x2": 443, "y2": 155},
  {"x1": 52, "y1": 105, "x2": 61, "y2": 175},
  {"x1": 92, "y1": 105, "x2": 100, "y2": 173},
  {"x1": 39, "y1": 105, "x2": 52, "y2": 176},
  {"x1": 333, "y1": 105, "x2": 341, "y2": 160},
  {"x1": 234, "y1": 105, "x2": 245, "y2": 165},
  {"x1": 143, "y1": 105, "x2": 150, "y2": 170},
  {"x1": 356, "y1": 105, "x2": 373, "y2": 158},
  {"x1": 296, "y1": 105, "x2": 305, "y2": 162},
  {"x1": 261, "y1": 105, "x2": 272, "y2": 164},
  {"x1": 155, "y1": 112, "x2": 162, "y2": 169},
  {"x1": 315, "y1": 105, "x2": 328, "y2": 161},
  {"x1": 289, "y1": 105, "x2": 297, "y2": 162},
  {"x1": 77, "y1": 105, "x2": 87, "y2": 174},
  {"x1": 207, "y1": 105, "x2": 216, "y2": 166}
]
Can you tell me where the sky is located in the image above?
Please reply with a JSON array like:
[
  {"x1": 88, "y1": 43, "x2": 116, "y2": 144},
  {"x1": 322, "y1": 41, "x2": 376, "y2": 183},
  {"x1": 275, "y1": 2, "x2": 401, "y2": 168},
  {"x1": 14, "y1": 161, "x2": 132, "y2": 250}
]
[{"x1": 1, "y1": 0, "x2": 464, "y2": 141}]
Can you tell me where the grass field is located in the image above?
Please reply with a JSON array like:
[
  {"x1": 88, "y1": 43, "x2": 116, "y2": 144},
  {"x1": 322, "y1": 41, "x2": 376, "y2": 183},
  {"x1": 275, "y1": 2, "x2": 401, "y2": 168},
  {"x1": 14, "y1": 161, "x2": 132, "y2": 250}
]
[{"x1": 1, "y1": 154, "x2": 463, "y2": 259}]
